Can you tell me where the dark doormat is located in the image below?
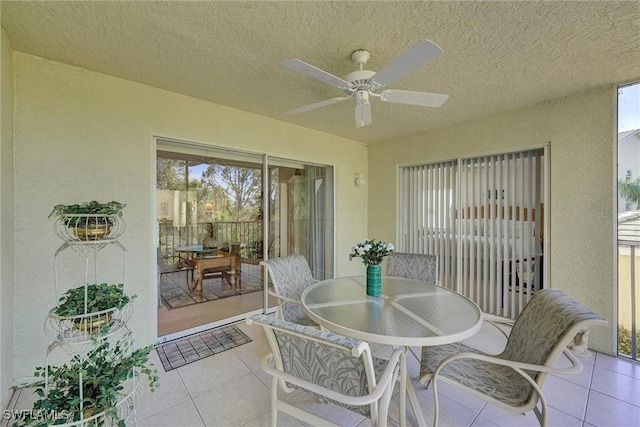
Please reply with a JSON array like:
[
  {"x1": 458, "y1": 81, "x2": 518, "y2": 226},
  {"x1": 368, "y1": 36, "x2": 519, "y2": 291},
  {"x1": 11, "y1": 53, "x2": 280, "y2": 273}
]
[{"x1": 155, "y1": 324, "x2": 252, "y2": 372}]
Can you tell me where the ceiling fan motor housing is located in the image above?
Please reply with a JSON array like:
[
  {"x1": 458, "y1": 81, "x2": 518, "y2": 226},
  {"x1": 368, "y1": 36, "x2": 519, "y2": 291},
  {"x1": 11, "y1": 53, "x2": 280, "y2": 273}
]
[{"x1": 344, "y1": 70, "x2": 376, "y2": 94}]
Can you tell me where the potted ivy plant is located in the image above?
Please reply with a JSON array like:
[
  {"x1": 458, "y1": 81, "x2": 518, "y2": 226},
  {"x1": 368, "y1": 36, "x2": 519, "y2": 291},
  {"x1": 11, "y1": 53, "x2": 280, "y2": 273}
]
[
  {"x1": 16, "y1": 337, "x2": 159, "y2": 426},
  {"x1": 48, "y1": 201, "x2": 126, "y2": 241},
  {"x1": 55, "y1": 283, "x2": 135, "y2": 332}
]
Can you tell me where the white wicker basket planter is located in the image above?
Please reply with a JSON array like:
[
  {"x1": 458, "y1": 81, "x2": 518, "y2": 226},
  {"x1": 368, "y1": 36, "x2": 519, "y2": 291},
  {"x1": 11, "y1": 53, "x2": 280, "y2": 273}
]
[
  {"x1": 44, "y1": 303, "x2": 134, "y2": 343},
  {"x1": 51, "y1": 370, "x2": 142, "y2": 427},
  {"x1": 53, "y1": 214, "x2": 125, "y2": 242}
]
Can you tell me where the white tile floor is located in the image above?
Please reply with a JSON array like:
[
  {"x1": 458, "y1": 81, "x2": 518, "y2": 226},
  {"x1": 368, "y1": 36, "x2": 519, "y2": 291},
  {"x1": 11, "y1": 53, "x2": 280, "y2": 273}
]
[{"x1": 7, "y1": 320, "x2": 640, "y2": 427}]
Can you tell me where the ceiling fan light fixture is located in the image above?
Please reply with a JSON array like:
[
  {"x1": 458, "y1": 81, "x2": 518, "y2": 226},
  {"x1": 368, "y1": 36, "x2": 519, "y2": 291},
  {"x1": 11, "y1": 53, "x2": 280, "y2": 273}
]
[{"x1": 354, "y1": 90, "x2": 369, "y2": 105}]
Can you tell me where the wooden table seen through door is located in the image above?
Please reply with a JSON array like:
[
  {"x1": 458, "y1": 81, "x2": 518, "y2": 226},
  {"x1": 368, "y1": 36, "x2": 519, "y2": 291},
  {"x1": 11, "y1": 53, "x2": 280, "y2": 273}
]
[{"x1": 175, "y1": 246, "x2": 238, "y2": 293}]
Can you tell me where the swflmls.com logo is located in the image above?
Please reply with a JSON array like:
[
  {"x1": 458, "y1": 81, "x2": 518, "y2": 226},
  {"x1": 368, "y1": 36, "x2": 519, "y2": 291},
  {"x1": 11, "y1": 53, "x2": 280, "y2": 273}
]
[{"x1": 3, "y1": 409, "x2": 70, "y2": 422}]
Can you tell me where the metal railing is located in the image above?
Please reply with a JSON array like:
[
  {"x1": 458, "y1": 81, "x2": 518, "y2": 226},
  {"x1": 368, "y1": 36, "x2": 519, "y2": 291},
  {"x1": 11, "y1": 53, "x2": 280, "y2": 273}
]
[
  {"x1": 618, "y1": 240, "x2": 639, "y2": 361},
  {"x1": 158, "y1": 220, "x2": 277, "y2": 259}
]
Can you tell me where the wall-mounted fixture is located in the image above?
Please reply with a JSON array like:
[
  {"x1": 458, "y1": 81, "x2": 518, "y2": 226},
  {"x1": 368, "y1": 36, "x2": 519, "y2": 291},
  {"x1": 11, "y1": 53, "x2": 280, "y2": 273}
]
[
  {"x1": 204, "y1": 202, "x2": 214, "y2": 213},
  {"x1": 355, "y1": 174, "x2": 366, "y2": 187}
]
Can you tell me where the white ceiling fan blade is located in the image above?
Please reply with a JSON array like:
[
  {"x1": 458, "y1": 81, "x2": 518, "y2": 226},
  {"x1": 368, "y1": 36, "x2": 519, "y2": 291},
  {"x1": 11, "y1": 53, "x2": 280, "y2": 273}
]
[
  {"x1": 355, "y1": 101, "x2": 372, "y2": 128},
  {"x1": 369, "y1": 39, "x2": 443, "y2": 88},
  {"x1": 283, "y1": 59, "x2": 354, "y2": 90},
  {"x1": 285, "y1": 96, "x2": 350, "y2": 115},
  {"x1": 379, "y1": 89, "x2": 449, "y2": 107}
]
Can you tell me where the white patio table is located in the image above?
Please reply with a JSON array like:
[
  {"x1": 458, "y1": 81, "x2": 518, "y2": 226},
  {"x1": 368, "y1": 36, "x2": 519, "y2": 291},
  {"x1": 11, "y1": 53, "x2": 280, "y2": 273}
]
[{"x1": 301, "y1": 276, "x2": 483, "y2": 426}]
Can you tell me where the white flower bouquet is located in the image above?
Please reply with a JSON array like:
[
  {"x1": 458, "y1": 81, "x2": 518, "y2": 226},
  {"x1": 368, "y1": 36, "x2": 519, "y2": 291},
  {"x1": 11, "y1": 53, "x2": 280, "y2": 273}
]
[{"x1": 349, "y1": 239, "x2": 394, "y2": 265}]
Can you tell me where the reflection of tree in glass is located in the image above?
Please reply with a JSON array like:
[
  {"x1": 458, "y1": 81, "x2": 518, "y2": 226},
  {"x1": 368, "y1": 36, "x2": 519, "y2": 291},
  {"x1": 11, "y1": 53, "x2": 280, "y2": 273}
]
[
  {"x1": 156, "y1": 159, "x2": 184, "y2": 190},
  {"x1": 197, "y1": 186, "x2": 229, "y2": 220},
  {"x1": 269, "y1": 167, "x2": 279, "y2": 219},
  {"x1": 201, "y1": 165, "x2": 262, "y2": 221}
]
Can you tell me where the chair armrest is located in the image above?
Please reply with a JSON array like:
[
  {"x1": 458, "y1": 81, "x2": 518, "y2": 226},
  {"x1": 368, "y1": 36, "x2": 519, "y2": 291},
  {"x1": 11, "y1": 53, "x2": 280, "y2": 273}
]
[
  {"x1": 482, "y1": 313, "x2": 514, "y2": 340},
  {"x1": 259, "y1": 349, "x2": 405, "y2": 406},
  {"x1": 424, "y1": 348, "x2": 582, "y2": 427},
  {"x1": 422, "y1": 347, "x2": 583, "y2": 386}
]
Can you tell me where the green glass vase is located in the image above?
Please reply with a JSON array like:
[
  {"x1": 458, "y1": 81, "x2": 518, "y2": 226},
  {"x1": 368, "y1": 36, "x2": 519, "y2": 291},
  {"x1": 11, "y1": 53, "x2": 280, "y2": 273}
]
[{"x1": 366, "y1": 264, "x2": 382, "y2": 297}]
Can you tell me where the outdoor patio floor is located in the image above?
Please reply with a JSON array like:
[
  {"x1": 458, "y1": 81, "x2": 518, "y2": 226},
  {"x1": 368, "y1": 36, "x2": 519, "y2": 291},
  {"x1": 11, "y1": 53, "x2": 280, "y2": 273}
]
[{"x1": 5, "y1": 319, "x2": 640, "y2": 426}]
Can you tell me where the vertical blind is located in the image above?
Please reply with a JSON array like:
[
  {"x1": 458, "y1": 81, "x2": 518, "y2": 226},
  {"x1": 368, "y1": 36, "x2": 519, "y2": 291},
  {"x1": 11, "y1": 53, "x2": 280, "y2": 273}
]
[
  {"x1": 399, "y1": 149, "x2": 545, "y2": 318},
  {"x1": 399, "y1": 159, "x2": 458, "y2": 290}
]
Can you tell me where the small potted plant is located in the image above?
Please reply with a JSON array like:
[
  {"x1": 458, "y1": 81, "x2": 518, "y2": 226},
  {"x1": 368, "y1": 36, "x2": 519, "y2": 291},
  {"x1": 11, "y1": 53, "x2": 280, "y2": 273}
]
[
  {"x1": 54, "y1": 283, "x2": 135, "y2": 333},
  {"x1": 48, "y1": 200, "x2": 126, "y2": 241},
  {"x1": 16, "y1": 337, "x2": 159, "y2": 426},
  {"x1": 349, "y1": 238, "x2": 394, "y2": 297}
]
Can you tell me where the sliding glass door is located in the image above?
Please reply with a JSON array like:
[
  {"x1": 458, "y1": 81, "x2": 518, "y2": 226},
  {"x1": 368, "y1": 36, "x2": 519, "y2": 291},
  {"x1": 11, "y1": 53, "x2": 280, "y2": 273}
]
[
  {"x1": 398, "y1": 147, "x2": 548, "y2": 318},
  {"x1": 155, "y1": 139, "x2": 334, "y2": 339},
  {"x1": 267, "y1": 156, "x2": 334, "y2": 280}
]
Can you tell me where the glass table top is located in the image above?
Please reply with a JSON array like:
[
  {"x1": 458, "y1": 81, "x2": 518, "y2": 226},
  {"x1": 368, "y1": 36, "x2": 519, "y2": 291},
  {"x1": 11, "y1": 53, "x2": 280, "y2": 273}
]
[{"x1": 301, "y1": 276, "x2": 483, "y2": 347}]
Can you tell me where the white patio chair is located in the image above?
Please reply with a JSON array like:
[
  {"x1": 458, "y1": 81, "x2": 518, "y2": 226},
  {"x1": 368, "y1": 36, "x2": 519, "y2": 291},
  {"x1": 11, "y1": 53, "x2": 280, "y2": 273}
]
[
  {"x1": 386, "y1": 253, "x2": 439, "y2": 285},
  {"x1": 261, "y1": 255, "x2": 318, "y2": 326},
  {"x1": 246, "y1": 314, "x2": 406, "y2": 427},
  {"x1": 419, "y1": 289, "x2": 608, "y2": 427}
]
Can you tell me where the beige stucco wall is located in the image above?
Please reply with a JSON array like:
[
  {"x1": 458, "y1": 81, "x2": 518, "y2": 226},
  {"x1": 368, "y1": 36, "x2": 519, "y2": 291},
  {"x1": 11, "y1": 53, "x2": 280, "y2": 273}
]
[
  {"x1": 369, "y1": 87, "x2": 617, "y2": 355},
  {"x1": 11, "y1": 52, "x2": 368, "y2": 379},
  {"x1": 0, "y1": 26, "x2": 16, "y2": 407}
]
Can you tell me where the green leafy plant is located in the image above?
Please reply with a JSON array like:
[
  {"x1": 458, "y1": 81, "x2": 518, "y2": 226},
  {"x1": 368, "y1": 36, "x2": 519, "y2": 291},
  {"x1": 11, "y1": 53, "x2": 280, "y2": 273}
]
[
  {"x1": 349, "y1": 238, "x2": 394, "y2": 265},
  {"x1": 618, "y1": 324, "x2": 632, "y2": 356},
  {"x1": 48, "y1": 201, "x2": 126, "y2": 227},
  {"x1": 619, "y1": 179, "x2": 640, "y2": 209},
  {"x1": 55, "y1": 283, "x2": 135, "y2": 318},
  {"x1": 16, "y1": 337, "x2": 159, "y2": 426}
]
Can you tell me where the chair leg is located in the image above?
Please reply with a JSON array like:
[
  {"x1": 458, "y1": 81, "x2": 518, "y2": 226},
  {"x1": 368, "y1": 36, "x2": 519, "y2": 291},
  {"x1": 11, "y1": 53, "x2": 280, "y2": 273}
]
[
  {"x1": 376, "y1": 402, "x2": 385, "y2": 427},
  {"x1": 398, "y1": 356, "x2": 407, "y2": 427},
  {"x1": 432, "y1": 378, "x2": 441, "y2": 427},
  {"x1": 271, "y1": 377, "x2": 278, "y2": 427},
  {"x1": 533, "y1": 395, "x2": 548, "y2": 427},
  {"x1": 405, "y1": 373, "x2": 427, "y2": 427}
]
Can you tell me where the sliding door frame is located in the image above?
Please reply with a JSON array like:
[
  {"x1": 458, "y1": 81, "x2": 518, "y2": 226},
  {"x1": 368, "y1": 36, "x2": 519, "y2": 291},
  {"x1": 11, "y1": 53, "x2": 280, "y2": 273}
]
[
  {"x1": 152, "y1": 136, "x2": 337, "y2": 342},
  {"x1": 397, "y1": 143, "x2": 549, "y2": 318}
]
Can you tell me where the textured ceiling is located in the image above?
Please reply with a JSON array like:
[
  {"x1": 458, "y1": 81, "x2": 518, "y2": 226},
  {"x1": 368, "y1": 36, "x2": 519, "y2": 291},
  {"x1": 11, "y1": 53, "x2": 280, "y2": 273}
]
[{"x1": 2, "y1": 1, "x2": 639, "y2": 145}]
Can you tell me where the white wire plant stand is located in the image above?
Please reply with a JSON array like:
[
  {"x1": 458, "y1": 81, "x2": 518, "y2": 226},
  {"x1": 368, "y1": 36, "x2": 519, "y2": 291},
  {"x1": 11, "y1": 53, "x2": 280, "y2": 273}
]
[
  {"x1": 25, "y1": 212, "x2": 146, "y2": 427},
  {"x1": 19, "y1": 375, "x2": 142, "y2": 427},
  {"x1": 51, "y1": 216, "x2": 128, "y2": 341},
  {"x1": 55, "y1": 372, "x2": 142, "y2": 427},
  {"x1": 53, "y1": 214, "x2": 125, "y2": 243},
  {"x1": 44, "y1": 302, "x2": 133, "y2": 343},
  {"x1": 41, "y1": 329, "x2": 143, "y2": 427}
]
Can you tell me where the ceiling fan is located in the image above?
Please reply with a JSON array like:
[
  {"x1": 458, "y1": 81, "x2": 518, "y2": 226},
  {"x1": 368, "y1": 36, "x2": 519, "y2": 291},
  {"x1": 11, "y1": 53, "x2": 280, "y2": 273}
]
[{"x1": 283, "y1": 39, "x2": 449, "y2": 128}]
